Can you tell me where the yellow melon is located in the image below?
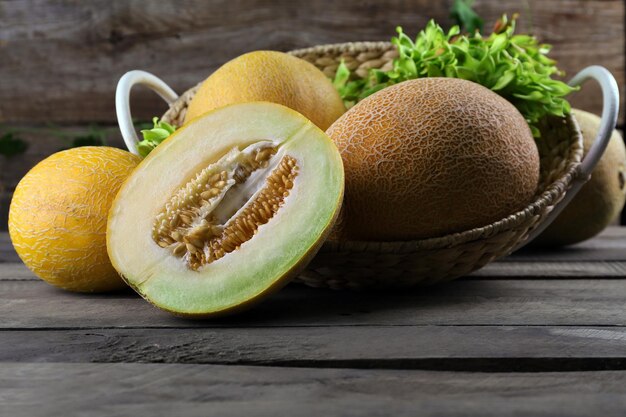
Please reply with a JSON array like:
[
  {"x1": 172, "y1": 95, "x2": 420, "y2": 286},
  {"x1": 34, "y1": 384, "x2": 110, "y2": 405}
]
[
  {"x1": 184, "y1": 51, "x2": 346, "y2": 130},
  {"x1": 8, "y1": 147, "x2": 141, "y2": 292},
  {"x1": 327, "y1": 78, "x2": 540, "y2": 241}
]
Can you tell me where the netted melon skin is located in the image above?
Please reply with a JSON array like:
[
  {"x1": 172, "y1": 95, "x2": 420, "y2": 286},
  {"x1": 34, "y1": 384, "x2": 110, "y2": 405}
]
[
  {"x1": 9, "y1": 147, "x2": 140, "y2": 292},
  {"x1": 327, "y1": 77, "x2": 540, "y2": 241},
  {"x1": 534, "y1": 109, "x2": 626, "y2": 246}
]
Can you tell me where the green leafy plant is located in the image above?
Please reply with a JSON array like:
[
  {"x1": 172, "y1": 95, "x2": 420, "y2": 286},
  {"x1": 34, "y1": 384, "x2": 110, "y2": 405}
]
[
  {"x1": 333, "y1": 15, "x2": 577, "y2": 137},
  {"x1": 450, "y1": 0, "x2": 483, "y2": 33},
  {"x1": 0, "y1": 132, "x2": 28, "y2": 158},
  {"x1": 55, "y1": 125, "x2": 109, "y2": 151},
  {"x1": 69, "y1": 135, "x2": 105, "y2": 147},
  {"x1": 1, "y1": 124, "x2": 117, "y2": 160},
  {"x1": 137, "y1": 117, "x2": 177, "y2": 157}
]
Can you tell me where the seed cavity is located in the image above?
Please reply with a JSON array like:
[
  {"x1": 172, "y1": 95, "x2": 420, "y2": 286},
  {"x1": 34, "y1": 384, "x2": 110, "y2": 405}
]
[{"x1": 152, "y1": 143, "x2": 298, "y2": 271}]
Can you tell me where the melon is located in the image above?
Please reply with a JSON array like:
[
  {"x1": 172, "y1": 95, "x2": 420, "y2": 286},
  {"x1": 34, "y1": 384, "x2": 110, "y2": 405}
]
[
  {"x1": 534, "y1": 109, "x2": 626, "y2": 246},
  {"x1": 326, "y1": 78, "x2": 540, "y2": 241},
  {"x1": 8, "y1": 147, "x2": 141, "y2": 292},
  {"x1": 107, "y1": 102, "x2": 344, "y2": 317},
  {"x1": 184, "y1": 51, "x2": 346, "y2": 130}
]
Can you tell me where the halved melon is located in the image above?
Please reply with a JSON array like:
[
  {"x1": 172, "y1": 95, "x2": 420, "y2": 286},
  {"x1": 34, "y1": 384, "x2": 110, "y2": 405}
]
[{"x1": 107, "y1": 102, "x2": 344, "y2": 317}]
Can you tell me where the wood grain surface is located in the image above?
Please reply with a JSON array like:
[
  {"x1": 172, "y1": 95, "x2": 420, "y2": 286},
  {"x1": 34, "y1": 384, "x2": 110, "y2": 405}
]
[
  {"x1": 3, "y1": 277, "x2": 626, "y2": 328},
  {"x1": 1, "y1": 226, "x2": 626, "y2": 415},
  {"x1": 4, "y1": 326, "x2": 626, "y2": 370},
  {"x1": 0, "y1": 0, "x2": 623, "y2": 124},
  {"x1": 1, "y1": 228, "x2": 626, "y2": 329},
  {"x1": 3, "y1": 363, "x2": 626, "y2": 417}
]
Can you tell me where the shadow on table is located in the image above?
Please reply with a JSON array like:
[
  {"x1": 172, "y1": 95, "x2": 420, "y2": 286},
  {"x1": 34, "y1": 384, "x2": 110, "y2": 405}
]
[
  {"x1": 169, "y1": 278, "x2": 494, "y2": 326},
  {"x1": 36, "y1": 269, "x2": 495, "y2": 327}
]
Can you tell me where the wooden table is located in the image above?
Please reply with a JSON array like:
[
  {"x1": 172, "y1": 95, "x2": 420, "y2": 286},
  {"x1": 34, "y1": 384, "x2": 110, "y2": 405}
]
[{"x1": 2, "y1": 228, "x2": 626, "y2": 416}]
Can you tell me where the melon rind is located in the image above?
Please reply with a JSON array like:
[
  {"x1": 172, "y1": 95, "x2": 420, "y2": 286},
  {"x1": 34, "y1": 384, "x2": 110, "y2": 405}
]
[{"x1": 107, "y1": 102, "x2": 344, "y2": 316}]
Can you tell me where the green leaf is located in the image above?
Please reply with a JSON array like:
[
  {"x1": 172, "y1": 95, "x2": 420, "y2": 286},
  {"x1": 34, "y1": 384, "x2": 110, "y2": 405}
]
[
  {"x1": 138, "y1": 117, "x2": 177, "y2": 157},
  {"x1": 331, "y1": 14, "x2": 578, "y2": 138},
  {"x1": 450, "y1": 0, "x2": 484, "y2": 34},
  {"x1": 0, "y1": 133, "x2": 28, "y2": 157},
  {"x1": 160, "y1": 121, "x2": 176, "y2": 134},
  {"x1": 513, "y1": 90, "x2": 548, "y2": 101},
  {"x1": 489, "y1": 33, "x2": 508, "y2": 54},
  {"x1": 491, "y1": 69, "x2": 516, "y2": 90},
  {"x1": 333, "y1": 60, "x2": 351, "y2": 89},
  {"x1": 69, "y1": 135, "x2": 104, "y2": 148},
  {"x1": 137, "y1": 140, "x2": 157, "y2": 158}
]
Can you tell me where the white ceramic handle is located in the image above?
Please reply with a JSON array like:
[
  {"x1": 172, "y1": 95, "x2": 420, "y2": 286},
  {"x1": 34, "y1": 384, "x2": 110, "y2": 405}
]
[
  {"x1": 115, "y1": 67, "x2": 619, "y2": 249},
  {"x1": 517, "y1": 65, "x2": 620, "y2": 250},
  {"x1": 115, "y1": 70, "x2": 179, "y2": 155}
]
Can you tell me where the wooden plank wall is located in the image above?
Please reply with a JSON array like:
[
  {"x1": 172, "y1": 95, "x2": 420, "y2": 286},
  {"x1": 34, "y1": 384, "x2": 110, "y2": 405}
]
[{"x1": 0, "y1": 0, "x2": 624, "y2": 229}]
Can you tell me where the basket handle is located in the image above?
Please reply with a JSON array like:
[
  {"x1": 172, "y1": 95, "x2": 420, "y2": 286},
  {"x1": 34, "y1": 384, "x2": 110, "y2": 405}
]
[
  {"x1": 517, "y1": 65, "x2": 620, "y2": 250},
  {"x1": 115, "y1": 70, "x2": 179, "y2": 155},
  {"x1": 115, "y1": 67, "x2": 619, "y2": 248}
]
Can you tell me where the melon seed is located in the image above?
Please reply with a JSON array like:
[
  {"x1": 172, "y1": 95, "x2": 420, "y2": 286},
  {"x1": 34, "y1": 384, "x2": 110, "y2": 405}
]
[{"x1": 152, "y1": 144, "x2": 297, "y2": 271}]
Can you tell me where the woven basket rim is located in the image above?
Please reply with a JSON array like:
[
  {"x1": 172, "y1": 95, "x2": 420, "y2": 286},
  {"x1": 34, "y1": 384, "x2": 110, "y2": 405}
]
[
  {"x1": 288, "y1": 41, "x2": 394, "y2": 56},
  {"x1": 161, "y1": 41, "x2": 584, "y2": 254}
]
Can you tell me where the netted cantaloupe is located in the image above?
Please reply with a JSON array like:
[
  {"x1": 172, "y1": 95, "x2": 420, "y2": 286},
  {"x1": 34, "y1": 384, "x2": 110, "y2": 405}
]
[
  {"x1": 9, "y1": 147, "x2": 141, "y2": 292},
  {"x1": 534, "y1": 109, "x2": 626, "y2": 246},
  {"x1": 184, "y1": 51, "x2": 346, "y2": 130},
  {"x1": 108, "y1": 102, "x2": 344, "y2": 317},
  {"x1": 327, "y1": 78, "x2": 540, "y2": 241}
]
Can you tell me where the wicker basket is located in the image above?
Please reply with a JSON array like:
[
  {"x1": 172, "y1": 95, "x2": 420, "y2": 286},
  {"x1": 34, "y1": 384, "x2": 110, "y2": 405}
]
[{"x1": 116, "y1": 42, "x2": 619, "y2": 290}]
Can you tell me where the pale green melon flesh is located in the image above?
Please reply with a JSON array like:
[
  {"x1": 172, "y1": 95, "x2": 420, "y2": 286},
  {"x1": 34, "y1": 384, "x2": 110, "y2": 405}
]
[{"x1": 107, "y1": 102, "x2": 343, "y2": 316}]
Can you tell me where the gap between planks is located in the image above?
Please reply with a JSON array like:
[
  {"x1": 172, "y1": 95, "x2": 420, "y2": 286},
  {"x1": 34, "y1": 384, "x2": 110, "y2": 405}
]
[{"x1": 3, "y1": 326, "x2": 626, "y2": 373}]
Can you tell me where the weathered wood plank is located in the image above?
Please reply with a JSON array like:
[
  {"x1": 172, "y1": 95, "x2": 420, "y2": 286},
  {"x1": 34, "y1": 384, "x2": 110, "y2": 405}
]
[
  {"x1": 0, "y1": 263, "x2": 31, "y2": 280},
  {"x1": 0, "y1": 0, "x2": 622, "y2": 124},
  {"x1": 0, "y1": 233, "x2": 19, "y2": 263},
  {"x1": 2, "y1": 278, "x2": 626, "y2": 328},
  {"x1": 471, "y1": 260, "x2": 626, "y2": 277},
  {"x1": 3, "y1": 363, "x2": 626, "y2": 417},
  {"x1": 3, "y1": 258, "x2": 626, "y2": 280},
  {"x1": 2, "y1": 227, "x2": 626, "y2": 262},
  {"x1": 511, "y1": 247, "x2": 626, "y2": 262},
  {"x1": 3, "y1": 326, "x2": 626, "y2": 369},
  {"x1": 514, "y1": 226, "x2": 626, "y2": 261}
]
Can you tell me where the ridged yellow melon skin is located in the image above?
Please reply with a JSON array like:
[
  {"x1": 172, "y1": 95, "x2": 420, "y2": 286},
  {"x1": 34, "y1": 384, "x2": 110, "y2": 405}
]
[
  {"x1": 327, "y1": 78, "x2": 540, "y2": 241},
  {"x1": 184, "y1": 51, "x2": 346, "y2": 130},
  {"x1": 8, "y1": 147, "x2": 141, "y2": 292}
]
